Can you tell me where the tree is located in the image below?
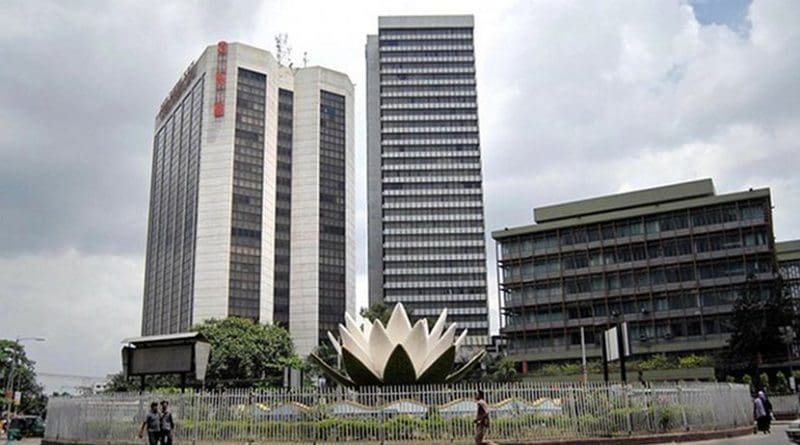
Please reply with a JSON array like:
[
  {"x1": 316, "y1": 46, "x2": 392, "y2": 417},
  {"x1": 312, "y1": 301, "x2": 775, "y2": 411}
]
[
  {"x1": 0, "y1": 339, "x2": 47, "y2": 415},
  {"x1": 724, "y1": 275, "x2": 794, "y2": 373},
  {"x1": 193, "y1": 317, "x2": 302, "y2": 388},
  {"x1": 490, "y1": 355, "x2": 519, "y2": 383},
  {"x1": 359, "y1": 303, "x2": 394, "y2": 325}
]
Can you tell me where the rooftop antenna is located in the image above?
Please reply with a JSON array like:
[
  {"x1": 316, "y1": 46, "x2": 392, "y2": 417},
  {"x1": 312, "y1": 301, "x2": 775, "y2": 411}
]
[
  {"x1": 303, "y1": 51, "x2": 308, "y2": 67},
  {"x1": 275, "y1": 33, "x2": 292, "y2": 66}
]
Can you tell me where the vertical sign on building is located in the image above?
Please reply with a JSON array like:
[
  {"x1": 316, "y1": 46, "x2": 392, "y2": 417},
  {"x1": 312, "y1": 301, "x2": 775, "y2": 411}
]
[{"x1": 214, "y1": 41, "x2": 227, "y2": 117}]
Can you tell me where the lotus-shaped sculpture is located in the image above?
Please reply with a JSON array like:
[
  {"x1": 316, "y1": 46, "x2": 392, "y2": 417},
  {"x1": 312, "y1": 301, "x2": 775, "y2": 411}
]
[{"x1": 310, "y1": 303, "x2": 485, "y2": 386}]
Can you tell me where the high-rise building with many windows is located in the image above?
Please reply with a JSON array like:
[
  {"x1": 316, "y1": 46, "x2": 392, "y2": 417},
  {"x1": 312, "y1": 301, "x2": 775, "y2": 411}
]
[
  {"x1": 366, "y1": 15, "x2": 490, "y2": 346},
  {"x1": 493, "y1": 179, "x2": 779, "y2": 372},
  {"x1": 141, "y1": 42, "x2": 355, "y2": 356}
]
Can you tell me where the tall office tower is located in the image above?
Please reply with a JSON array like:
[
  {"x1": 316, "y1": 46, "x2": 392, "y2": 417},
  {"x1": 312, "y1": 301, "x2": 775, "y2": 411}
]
[
  {"x1": 366, "y1": 16, "x2": 490, "y2": 346},
  {"x1": 141, "y1": 42, "x2": 355, "y2": 356}
]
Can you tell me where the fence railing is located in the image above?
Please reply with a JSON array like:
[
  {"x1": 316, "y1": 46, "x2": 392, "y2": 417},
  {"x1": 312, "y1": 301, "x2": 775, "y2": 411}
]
[
  {"x1": 771, "y1": 394, "x2": 800, "y2": 416},
  {"x1": 45, "y1": 382, "x2": 752, "y2": 444}
]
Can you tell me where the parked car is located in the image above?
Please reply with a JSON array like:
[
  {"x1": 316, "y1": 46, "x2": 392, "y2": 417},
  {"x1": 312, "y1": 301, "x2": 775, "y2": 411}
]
[
  {"x1": 6, "y1": 415, "x2": 45, "y2": 440},
  {"x1": 787, "y1": 418, "x2": 800, "y2": 444}
]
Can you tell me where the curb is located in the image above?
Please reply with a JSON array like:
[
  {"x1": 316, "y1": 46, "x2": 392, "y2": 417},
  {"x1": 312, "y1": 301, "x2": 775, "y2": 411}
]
[{"x1": 501, "y1": 426, "x2": 754, "y2": 445}]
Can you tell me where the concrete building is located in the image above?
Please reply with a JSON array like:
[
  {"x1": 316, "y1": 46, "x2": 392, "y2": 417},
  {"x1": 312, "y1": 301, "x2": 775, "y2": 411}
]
[
  {"x1": 141, "y1": 42, "x2": 355, "y2": 355},
  {"x1": 366, "y1": 15, "x2": 490, "y2": 345},
  {"x1": 777, "y1": 240, "x2": 800, "y2": 317},
  {"x1": 492, "y1": 179, "x2": 778, "y2": 371}
]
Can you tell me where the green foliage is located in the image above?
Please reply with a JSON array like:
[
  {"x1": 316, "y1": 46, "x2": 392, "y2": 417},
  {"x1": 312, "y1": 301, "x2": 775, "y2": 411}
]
[
  {"x1": 725, "y1": 275, "x2": 795, "y2": 372},
  {"x1": 359, "y1": 303, "x2": 393, "y2": 325},
  {"x1": 742, "y1": 374, "x2": 753, "y2": 386},
  {"x1": 0, "y1": 339, "x2": 47, "y2": 415},
  {"x1": 658, "y1": 406, "x2": 675, "y2": 431},
  {"x1": 192, "y1": 317, "x2": 300, "y2": 388},
  {"x1": 725, "y1": 375, "x2": 736, "y2": 383},
  {"x1": 677, "y1": 354, "x2": 712, "y2": 369},
  {"x1": 759, "y1": 372, "x2": 770, "y2": 390},
  {"x1": 637, "y1": 354, "x2": 671, "y2": 371},
  {"x1": 774, "y1": 371, "x2": 790, "y2": 394}
]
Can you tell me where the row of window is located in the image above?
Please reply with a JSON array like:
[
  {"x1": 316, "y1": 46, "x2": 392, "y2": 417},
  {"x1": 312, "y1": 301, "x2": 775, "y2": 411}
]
[
  {"x1": 500, "y1": 201, "x2": 769, "y2": 257},
  {"x1": 505, "y1": 285, "x2": 770, "y2": 323},
  {"x1": 503, "y1": 229, "x2": 769, "y2": 277},
  {"x1": 503, "y1": 255, "x2": 773, "y2": 297},
  {"x1": 506, "y1": 317, "x2": 732, "y2": 351}
]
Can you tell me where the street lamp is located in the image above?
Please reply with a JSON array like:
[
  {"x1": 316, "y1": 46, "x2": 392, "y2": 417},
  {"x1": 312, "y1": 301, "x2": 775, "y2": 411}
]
[{"x1": 4, "y1": 336, "x2": 45, "y2": 415}]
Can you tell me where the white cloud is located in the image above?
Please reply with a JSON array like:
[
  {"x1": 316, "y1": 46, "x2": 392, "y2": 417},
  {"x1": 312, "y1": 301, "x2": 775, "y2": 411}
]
[{"x1": 0, "y1": 251, "x2": 142, "y2": 377}]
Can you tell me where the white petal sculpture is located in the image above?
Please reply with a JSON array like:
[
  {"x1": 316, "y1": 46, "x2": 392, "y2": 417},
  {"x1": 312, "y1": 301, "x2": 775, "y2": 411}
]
[{"x1": 310, "y1": 303, "x2": 485, "y2": 386}]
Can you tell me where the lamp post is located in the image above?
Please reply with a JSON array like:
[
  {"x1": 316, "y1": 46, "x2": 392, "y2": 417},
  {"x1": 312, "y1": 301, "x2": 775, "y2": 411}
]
[{"x1": 4, "y1": 336, "x2": 45, "y2": 415}]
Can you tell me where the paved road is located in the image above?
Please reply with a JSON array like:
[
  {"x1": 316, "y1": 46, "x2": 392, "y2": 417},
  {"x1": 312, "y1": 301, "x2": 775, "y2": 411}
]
[
  {"x1": 7, "y1": 440, "x2": 41, "y2": 445},
  {"x1": 680, "y1": 424, "x2": 790, "y2": 445}
]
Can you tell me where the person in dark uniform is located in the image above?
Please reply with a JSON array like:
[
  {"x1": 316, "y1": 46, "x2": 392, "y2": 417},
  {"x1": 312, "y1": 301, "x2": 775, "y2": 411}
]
[
  {"x1": 139, "y1": 402, "x2": 161, "y2": 445},
  {"x1": 160, "y1": 400, "x2": 174, "y2": 445}
]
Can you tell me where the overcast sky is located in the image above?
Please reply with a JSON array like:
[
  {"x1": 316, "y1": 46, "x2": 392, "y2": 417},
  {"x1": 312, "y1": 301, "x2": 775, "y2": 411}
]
[{"x1": 1, "y1": 0, "x2": 798, "y2": 381}]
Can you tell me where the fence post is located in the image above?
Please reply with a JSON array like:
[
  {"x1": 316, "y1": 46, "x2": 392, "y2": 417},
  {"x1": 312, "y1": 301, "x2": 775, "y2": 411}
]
[
  {"x1": 624, "y1": 384, "x2": 632, "y2": 435},
  {"x1": 379, "y1": 387, "x2": 385, "y2": 445},
  {"x1": 192, "y1": 391, "x2": 199, "y2": 445},
  {"x1": 677, "y1": 384, "x2": 688, "y2": 431}
]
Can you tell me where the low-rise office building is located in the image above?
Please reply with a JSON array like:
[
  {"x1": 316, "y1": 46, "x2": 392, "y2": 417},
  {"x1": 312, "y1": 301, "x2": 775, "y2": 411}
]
[
  {"x1": 493, "y1": 179, "x2": 778, "y2": 371},
  {"x1": 777, "y1": 240, "x2": 800, "y2": 332}
]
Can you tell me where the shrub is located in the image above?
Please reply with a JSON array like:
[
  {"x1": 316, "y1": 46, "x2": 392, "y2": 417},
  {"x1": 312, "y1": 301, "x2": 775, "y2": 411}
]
[
  {"x1": 677, "y1": 354, "x2": 712, "y2": 369},
  {"x1": 759, "y1": 372, "x2": 770, "y2": 390},
  {"x1": 638, "y1": 354, "x2": 671, "y2": 371},
  {"x1": 725, "y1": 375, "x2": 736, "y2": 383},
  {"x1": 774, "y1": 371, "x2": 790, "y2": 394}
]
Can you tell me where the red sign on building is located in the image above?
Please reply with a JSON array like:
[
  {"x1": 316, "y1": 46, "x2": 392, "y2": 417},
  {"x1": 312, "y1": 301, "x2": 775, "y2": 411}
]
[{"x1": 214, "y1": 41, "x2": 227, "y2": 118}]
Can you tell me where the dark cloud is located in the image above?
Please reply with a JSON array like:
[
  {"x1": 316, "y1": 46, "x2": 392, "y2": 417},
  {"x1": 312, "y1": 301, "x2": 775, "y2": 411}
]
[{"x1": 0, "y1": 0, "x2": 263, "y2": 257}]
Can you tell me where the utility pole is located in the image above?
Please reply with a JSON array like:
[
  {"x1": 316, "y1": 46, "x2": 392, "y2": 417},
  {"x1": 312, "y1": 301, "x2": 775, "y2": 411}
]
[
  {"x1": 601, "y1": 333, "x2": 609, "y2": 383},
  {"x1": 617, "y1": 322, "x2": 627, "y2": 384},
  {"x1": 580, "y1": 327, "x2": 588, "y2": 384}
]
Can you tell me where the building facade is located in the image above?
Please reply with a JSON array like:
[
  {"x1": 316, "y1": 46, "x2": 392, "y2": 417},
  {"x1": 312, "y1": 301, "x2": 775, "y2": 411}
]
[
  {"x1": 777, "y1": 240, "x2": 800, "y2": 326},
  {"x1": 493, "y1": 179, "x2": 778, "y2": 370},
  {"x1": 366, "y1": 15, "x2": 490, "y2": 345},
  {"x1": 141, "y1": 42, "x2": 355, "y2": 356}
]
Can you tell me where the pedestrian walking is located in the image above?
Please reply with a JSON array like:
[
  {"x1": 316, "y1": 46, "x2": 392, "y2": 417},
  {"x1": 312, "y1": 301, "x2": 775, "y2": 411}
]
[
  {"x1": 474, "y1": 390, "x2": 496, "y2": 445},
  {"x1": 760, "y1": 389, "x2": 773, "y2": 433},
  {"x1": 139, "y1": 402, "x2": 161, "y2": 445},
  {"x1": 754, "y1": 391, "x2": 769, "y2": 434},
  {"x1": 160, "y1": 400, "x2": 174, "y2": 445}
]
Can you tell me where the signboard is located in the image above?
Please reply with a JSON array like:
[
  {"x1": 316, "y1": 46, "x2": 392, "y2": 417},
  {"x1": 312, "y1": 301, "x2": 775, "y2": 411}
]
[
  {"x1": 122, "y1": 336, "x2": 211, "y2": 381},
  {"x1": 194, "y1": 342, "x2": 211, "y2": 381},
  {"x1": 604, "y1": 322, "x2": 631, "y2": 362},
  {"x1": 214, "y1": 41, "x2": 227, "y2": 117},
  {"x1": 130, "y1": 345, "x2": 193, "y2": 375},
  {"x1": 13, "y1": 391, "x2": 21, "y2": 405}
]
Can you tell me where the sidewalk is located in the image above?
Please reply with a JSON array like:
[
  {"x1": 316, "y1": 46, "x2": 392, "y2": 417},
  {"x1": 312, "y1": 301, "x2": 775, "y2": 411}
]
[{"x1": 502, "y1": 427, "x2": 754, "y2": 445}]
